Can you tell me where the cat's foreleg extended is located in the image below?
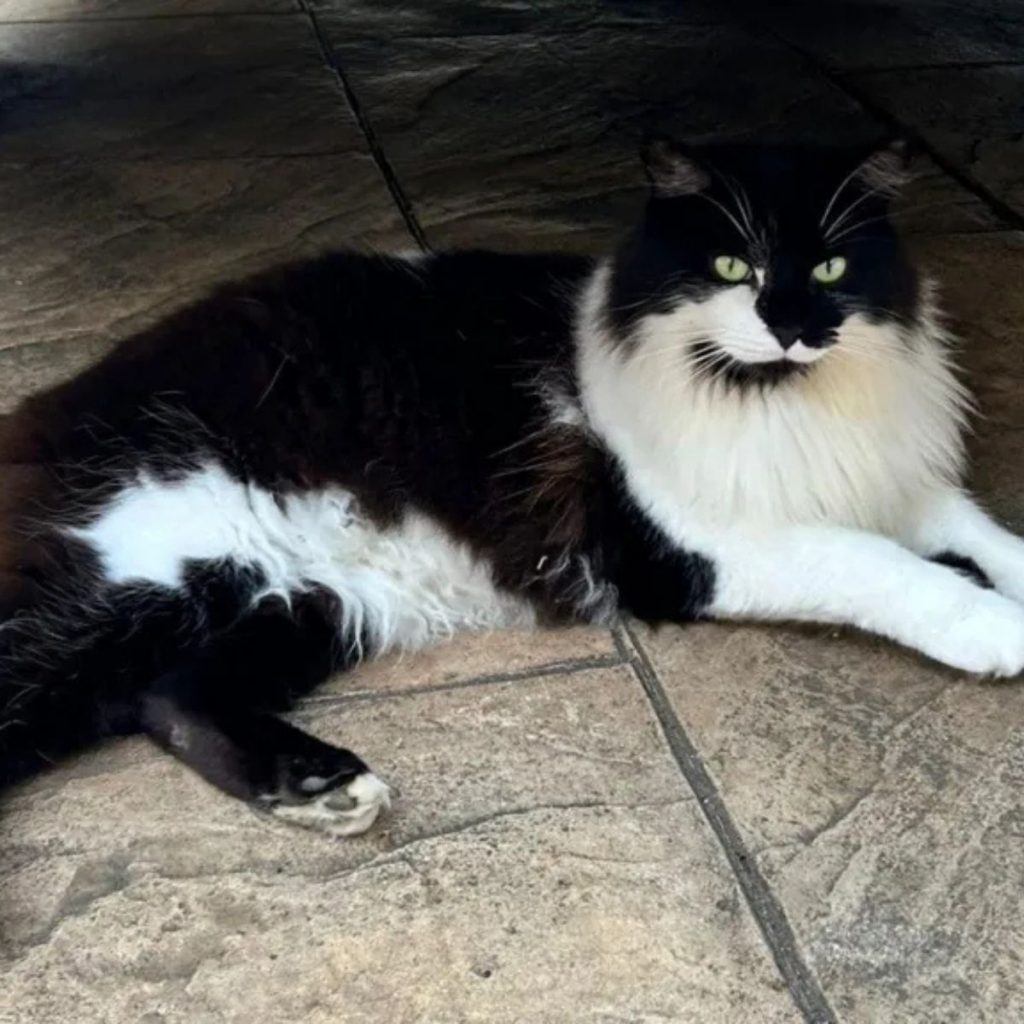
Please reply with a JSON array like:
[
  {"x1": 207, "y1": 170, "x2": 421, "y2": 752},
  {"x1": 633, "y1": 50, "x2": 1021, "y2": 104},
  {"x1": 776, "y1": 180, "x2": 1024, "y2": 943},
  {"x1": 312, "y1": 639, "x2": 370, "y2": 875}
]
[
  {"x1": 906, "y1": 489, "x2": 1024, "y2": 607},
  {"x1": 694, "y1": 522, "x2": 1024, "y2": 676}
]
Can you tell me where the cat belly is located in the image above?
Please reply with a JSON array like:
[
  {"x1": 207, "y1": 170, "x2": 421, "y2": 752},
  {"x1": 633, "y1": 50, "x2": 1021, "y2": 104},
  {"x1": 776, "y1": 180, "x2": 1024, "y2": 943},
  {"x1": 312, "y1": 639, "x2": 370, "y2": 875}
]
[{"x1": 67, "y1": 462, "x2": 533, "y2": 653}]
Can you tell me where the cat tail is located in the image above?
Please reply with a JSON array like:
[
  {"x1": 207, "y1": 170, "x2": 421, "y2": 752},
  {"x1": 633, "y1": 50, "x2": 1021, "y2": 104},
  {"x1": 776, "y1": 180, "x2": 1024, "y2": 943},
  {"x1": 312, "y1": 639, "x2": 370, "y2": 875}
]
[{"x1": 0, "y1": 569, "x2": 236, "y2": 791}]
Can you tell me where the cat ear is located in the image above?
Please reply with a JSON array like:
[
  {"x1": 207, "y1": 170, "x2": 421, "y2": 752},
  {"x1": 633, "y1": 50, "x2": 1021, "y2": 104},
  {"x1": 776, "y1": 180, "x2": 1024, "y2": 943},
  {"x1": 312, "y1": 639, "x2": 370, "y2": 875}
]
[
  {"x1": 855, "y1": 138, "x2": 918, "y2": 196},
  {"x1": 641, "y1": 135, "x2": 710, "y2": 197}
]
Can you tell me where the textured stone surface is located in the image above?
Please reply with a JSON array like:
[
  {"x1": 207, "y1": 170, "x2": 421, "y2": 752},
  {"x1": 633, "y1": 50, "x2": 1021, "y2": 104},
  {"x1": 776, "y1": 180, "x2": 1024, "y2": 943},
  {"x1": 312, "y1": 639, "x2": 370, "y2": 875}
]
[
  {"x1": 0, "y1": 668, "x2": 797, "y2": 1023},
  {"x1": 323, "y1": 19, "x2": 875, "y2": 252},
  {"x1": 0, "y1": 16, "x2": 356, "y2": 161},
  {"x1": 0, "y1": 153, "x2": 408, "y2": 368},
  {"x1": 849, "y1": 65, "x2": 1024, "y2": 218},
  {"x1": 324, "y1": 13, "x2": 1002, "y2": 251},
  {"x1": 633, "y1": 621, "x2": 1024, "y2": 1022},
  {"x1": 0, "y1": 11, "x2": 410, "y2": 410},
  {"x1": 0, "y1": 0, "x2": 296, "y2": 17},
  {"x1": 771, "y1": 0, "x2": 1024, "y2": 69},
  {"x1": 314, "y1": 626, "x2": 620, "y2": 698},
  {"x1": 910, "y1": 232, "x2": 1024, "y2": 436},
  {"x1": 309, "y1": 0, "x2": 732, "y2": 34}
]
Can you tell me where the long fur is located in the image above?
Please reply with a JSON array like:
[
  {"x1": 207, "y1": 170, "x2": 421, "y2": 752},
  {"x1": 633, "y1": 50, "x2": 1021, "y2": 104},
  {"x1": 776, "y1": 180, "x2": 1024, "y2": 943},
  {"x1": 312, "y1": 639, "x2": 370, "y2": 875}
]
[{"x1": 3, "y1": 140, "x2": 1024, "y2": 830}]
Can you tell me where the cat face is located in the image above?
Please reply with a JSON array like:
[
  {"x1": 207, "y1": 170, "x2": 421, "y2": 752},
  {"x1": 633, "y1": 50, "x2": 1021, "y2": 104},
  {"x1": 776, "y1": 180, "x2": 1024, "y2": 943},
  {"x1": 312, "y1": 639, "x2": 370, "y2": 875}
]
[{"x1": 607, "y1": 139, "x2": 919, "y2": 386}]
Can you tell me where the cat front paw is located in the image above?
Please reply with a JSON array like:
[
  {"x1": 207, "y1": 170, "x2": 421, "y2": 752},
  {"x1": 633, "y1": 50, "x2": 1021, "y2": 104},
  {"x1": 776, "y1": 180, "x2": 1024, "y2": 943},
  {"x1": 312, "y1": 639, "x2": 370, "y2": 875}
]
[{"x1": 924, "y1": 589, "x2": 1024, "y2": 677}]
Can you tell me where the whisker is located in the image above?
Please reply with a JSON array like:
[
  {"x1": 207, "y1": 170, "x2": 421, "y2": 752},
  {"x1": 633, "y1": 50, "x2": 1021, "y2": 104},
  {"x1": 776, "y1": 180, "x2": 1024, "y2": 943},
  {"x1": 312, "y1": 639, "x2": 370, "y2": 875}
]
[
  {"x1": 819, "y1": 165, "x2": 862, "y2": 230},
  {"x1": 698, "y1": 193, "x2": 756, "y2": 247},
  {"x1": 824, "y1": 183, "x2": 890, "y2": 241}
]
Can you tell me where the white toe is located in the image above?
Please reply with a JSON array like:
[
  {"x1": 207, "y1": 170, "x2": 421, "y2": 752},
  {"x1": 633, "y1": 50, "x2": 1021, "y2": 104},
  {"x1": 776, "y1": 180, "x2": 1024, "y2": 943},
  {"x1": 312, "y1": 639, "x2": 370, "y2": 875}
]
[{"x1": 270, "y1": 771, "x2": 391, "y2": 837}]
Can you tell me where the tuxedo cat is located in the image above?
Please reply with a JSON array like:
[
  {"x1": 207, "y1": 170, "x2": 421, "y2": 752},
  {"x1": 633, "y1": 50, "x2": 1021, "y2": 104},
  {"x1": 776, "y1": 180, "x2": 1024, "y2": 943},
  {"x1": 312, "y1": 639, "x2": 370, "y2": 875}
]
[{"x1": 3, "y1": 138, "x2": 1023, "y2": 836}]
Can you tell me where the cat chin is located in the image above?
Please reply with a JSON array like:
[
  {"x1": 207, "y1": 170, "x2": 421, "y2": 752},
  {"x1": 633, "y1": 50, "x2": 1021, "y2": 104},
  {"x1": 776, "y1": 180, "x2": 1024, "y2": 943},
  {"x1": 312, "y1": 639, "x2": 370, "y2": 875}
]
[
  {"x1": 711, "y1": 339, "x2": 831, "y2": 369},
  {"x1": 704, "y1": 355, "x2": 810, "y2": 388},
  {"x1": 689, "y1": 339, "x2": 820, "y2": 387}
]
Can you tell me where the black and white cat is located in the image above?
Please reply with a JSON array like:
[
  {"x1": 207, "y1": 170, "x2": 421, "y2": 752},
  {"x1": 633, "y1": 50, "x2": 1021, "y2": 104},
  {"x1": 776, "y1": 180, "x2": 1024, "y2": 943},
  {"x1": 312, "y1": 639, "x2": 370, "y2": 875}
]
[{"x1": 3, "y1": 138, "x2": 1024, "y2": 836}]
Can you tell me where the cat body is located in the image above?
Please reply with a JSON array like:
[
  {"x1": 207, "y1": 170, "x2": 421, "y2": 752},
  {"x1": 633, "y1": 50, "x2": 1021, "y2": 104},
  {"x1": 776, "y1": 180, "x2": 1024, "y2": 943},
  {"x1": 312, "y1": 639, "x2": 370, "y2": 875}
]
[{"x1": 3, "y1": 140, "x2": 1024, "y2": 835}]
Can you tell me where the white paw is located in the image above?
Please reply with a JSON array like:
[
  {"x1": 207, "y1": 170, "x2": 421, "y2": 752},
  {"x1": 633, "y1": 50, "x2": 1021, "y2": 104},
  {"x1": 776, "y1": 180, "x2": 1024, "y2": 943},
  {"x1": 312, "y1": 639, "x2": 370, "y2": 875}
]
[
  {"x1": 922, "y1": 589, "x2": 1024, "y2": 677},
  {"x1": 269, "y1": 772, "x2": 391, "y2": 837}
]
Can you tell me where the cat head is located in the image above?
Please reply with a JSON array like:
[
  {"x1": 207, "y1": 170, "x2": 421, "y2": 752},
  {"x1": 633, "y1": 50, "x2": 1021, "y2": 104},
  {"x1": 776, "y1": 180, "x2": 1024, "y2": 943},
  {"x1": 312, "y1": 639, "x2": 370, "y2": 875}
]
[{"x1": 605, "y1": 138, "x2": 920, "y2": 386}]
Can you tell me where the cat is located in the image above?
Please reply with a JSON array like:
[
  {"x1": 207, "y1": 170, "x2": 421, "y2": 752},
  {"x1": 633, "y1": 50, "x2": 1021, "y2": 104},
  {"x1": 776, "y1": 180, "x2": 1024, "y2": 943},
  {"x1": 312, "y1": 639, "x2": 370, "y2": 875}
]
[{"x1": 2, "y1": 137, "x2": 1024, "y2": 837}]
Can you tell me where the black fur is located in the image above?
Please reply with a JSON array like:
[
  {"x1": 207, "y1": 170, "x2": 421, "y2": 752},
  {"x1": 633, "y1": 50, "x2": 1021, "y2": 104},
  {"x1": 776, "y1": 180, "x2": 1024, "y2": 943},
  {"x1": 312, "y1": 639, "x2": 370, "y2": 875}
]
[
  {"x1": 608, "y1": 140, "x2": 919, "y2": 384},
  {"x1": 0, "y1": 247, "x2": 712, "y2": 807},
  {"x1": 0, "y1": 139, "x2": 930, "y2": 819}
]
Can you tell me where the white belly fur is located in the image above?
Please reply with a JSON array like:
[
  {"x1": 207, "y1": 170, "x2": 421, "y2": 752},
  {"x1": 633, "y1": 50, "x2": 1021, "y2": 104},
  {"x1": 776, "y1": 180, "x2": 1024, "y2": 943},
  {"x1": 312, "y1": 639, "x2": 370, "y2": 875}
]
[{"x1": 69, "y1": 463, "x2": 533, "y2": 654}]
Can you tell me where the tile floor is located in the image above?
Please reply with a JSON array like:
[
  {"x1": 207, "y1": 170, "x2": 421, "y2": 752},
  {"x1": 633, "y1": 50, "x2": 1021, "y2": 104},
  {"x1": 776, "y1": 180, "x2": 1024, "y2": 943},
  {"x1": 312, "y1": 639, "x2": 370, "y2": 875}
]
[{"x1": 1, "y1": 2, "x2": 1022, "y2": 1021}]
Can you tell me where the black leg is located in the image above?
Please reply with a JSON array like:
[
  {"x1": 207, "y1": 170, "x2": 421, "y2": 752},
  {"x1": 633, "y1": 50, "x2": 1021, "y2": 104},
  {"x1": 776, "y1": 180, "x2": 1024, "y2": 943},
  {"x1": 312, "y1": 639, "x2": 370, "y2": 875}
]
[
  {"x1": 928, "y1": 551, "x2": 993, "y2": 589},
  {"x1": 139, "y1": 591, "x2": 390, "y2": 836}
]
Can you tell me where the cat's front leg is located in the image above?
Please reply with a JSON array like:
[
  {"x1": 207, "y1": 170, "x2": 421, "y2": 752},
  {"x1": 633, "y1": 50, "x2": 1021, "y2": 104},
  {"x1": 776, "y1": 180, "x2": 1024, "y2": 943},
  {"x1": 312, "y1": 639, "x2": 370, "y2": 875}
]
[
  {"x1": 907, "y1": 489, "x2": 1024, "y2": 606},
  {"x1": 694, "y1": 521, "x2": 1024, "y2": 676}
]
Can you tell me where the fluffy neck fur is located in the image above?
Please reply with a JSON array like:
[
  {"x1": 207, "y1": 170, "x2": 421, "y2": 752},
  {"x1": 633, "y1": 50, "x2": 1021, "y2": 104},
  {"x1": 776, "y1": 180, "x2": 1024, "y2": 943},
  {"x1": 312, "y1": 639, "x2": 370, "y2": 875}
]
[{"x1": 574, "y1": 263, "x2": 971, "y2": 539}]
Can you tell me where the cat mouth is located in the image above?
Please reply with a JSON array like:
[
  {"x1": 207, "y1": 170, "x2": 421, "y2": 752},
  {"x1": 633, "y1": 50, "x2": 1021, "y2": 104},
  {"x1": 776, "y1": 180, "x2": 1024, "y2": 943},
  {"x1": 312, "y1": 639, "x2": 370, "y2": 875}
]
[{"x1": 690, "y1": 341, "x2": 811, "y2": 388}]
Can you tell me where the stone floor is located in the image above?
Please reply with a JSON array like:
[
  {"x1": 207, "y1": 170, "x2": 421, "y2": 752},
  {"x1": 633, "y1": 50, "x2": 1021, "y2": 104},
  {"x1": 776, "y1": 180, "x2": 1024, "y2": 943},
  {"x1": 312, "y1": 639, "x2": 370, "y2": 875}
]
[{"x1": 1, "y1": 2, "x2": 1023, "y2": 1021}]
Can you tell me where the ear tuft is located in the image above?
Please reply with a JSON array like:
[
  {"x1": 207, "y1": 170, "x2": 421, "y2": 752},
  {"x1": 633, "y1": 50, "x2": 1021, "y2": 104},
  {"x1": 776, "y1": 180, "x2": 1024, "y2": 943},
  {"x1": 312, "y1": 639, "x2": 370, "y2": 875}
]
[
  {"x1": 641, "y1": 134, "x2": 710, "y2": 197},
  {"x1": 856, "y1": 138, "x2": 918, "y2": 196}
]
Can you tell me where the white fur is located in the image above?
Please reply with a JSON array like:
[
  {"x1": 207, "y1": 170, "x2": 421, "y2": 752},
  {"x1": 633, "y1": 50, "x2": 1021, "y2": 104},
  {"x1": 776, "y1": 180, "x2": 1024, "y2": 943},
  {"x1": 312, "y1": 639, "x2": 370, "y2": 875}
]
[
  {"x1": 269, "y1": 772, "x2": 391, "y2": 837},
  {"x1": 907, "y1": 489, "x2": 1024, "y2": 606},
  {"x1": 697, "y1": 520, "x2": 1024, "y2": 676},
  {"x1": 69, "y1": 463, "x2": 533, "y2": 655},
  {"x1": 679, "y1": 285, "x2": 786, "y2": 365},
  {"x1": 578, "y1": 265, "x2": 969, "y2": 536},
  {"x1": 576, "y1": 264, "x2": 1024, "y2": 676},
  {"x1": 785, "y1": 339, "x2": 829, "y2": 364}
]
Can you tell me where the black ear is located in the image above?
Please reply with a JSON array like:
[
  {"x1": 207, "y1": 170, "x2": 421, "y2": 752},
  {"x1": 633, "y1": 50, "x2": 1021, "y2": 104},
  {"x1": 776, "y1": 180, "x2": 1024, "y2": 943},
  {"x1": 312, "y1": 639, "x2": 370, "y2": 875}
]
[
  {"x1": 641, "y1": 135, "x2": 710, "y2": 197},
  {"x1": 855, "y1": 138, "x2": 918, "y2": 196}
]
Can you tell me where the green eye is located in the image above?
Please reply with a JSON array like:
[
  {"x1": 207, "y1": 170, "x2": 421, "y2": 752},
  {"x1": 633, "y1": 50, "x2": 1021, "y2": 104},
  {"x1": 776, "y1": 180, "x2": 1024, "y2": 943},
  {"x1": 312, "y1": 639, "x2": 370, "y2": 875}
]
[
  {"x1": 713, "y1": 255, "x2": 752, "y2": 283},
  {"x1": 811, "y1": 256, "x2": 847, "y2": 284}
]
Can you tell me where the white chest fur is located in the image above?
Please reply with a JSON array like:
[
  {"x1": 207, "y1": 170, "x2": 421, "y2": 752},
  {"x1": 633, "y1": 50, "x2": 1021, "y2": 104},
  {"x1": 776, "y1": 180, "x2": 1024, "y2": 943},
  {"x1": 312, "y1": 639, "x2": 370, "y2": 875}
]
[
  {"x1": 577, "y1": 268, "x2": 970, "y2": 540},
  {"x1": 69, "y1": 464, "x2": 532, "y2": 653}
]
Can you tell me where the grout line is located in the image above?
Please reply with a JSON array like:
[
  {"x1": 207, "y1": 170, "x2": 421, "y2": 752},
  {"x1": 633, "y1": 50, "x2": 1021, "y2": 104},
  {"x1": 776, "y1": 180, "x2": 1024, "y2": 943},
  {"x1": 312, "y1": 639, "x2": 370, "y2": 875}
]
[
  {"x1": 298, "y1": 648, "x2": 627, "y2": 710},
  {"x1": 614, "y1": 621, "x2": 838, "y2": 1024},
  {"x1": 297, "y1": 0, "x2": 430, "y2": 251},
  {"x1": 769, "y1": 34, "x2": 1024, "y2": 233}
]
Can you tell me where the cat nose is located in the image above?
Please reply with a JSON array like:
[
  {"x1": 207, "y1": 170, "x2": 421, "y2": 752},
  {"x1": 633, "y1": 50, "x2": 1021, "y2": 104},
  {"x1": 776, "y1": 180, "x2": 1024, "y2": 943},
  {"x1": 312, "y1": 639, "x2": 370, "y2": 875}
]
[{"x1": 769, "y1": 325, "x2": 801, "y2": 350}]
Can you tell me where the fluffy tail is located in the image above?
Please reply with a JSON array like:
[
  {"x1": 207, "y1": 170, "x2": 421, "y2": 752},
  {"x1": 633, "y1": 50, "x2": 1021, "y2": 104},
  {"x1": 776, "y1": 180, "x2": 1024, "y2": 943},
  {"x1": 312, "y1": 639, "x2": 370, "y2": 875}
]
[{"x1": 0, "y1": 570, "x2": 248, "y2": 790}]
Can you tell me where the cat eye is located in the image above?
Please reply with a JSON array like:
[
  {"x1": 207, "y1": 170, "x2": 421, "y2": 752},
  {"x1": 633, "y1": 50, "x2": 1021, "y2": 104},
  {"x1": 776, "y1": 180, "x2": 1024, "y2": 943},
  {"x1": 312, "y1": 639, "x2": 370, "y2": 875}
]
[
  {"x1": 713, "y1": 255, "x2": 752, "y2": 283},
  {"x1": 811, "y1": 257, "x2": 847, "y2": 284}
]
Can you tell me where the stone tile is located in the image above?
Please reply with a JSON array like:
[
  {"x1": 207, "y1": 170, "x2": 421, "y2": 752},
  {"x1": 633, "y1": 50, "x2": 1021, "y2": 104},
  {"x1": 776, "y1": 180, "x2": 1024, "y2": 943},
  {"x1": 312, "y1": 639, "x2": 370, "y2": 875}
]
[
  {"x1": 0, "y1": 152, "x2": 408, "y2": 410},
  {"x1": 770, "y1": 0, "x2": 1024, "y2": 70},
  {"x1": 315, "y1": 626, "x2": 620, "y2": 698},
  {"x1": 0, "y1": 335, "x2": 112, "y2": 413},
  {"x1": 848, "y1": 65, "x2": 1024, "y2": 218},
  {"x1": 633, "y1": 620, "x2": 1024, "y2": 1021},
  {"x1": 970, "y1": 428, "x2": 1024, "y2": 530},
  {"x1": 308, "y1": 0, "x2": 725, "y2": 36},
  {"x1": 0, "y1": 667, "x2": 798, "y2": 1022},
  {"x1": 0, "y1": 15, "x2": 357, "y2": 160},
  {"x1": 889, "y1": 163, "x2": 1005, "y2": 237},
  {"x1": 325, "y1": 21, "x2": 874, "y2": 252},
  {"x1": 628, "y1": 227, "x2": 1024, "y2": 1019},
  {"x1": 908, "y1": 232, "x2": 1024, "y2": 434},
  {"x1": 0, "y1": 0, "x2": 295, "y2": 18}
]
